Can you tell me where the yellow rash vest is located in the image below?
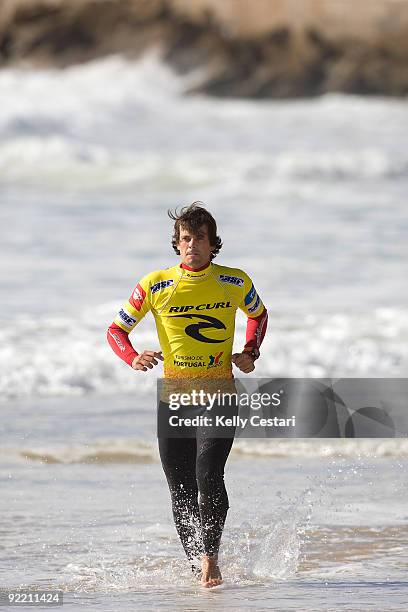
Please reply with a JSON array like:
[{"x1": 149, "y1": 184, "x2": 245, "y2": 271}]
[{"x1": 108, "y1": 262, "x2": 267, "y2": 379}]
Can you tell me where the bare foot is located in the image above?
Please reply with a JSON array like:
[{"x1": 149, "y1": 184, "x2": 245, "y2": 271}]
[{"x1": 201, "y1": 554, "x2": 222, "y2": 588}]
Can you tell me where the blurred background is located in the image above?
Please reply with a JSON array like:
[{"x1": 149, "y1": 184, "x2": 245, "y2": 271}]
[
  {"x1": 1, "y1": 1, "x2": 408, "y2": 605},
  {"x1": 0, "y1": 0, "x2": 407, "y2": 400}
]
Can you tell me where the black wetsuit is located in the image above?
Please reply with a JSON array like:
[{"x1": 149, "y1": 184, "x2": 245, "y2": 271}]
[{"x1": 158, "y1": 401, "x2": 237, "y2": 571}]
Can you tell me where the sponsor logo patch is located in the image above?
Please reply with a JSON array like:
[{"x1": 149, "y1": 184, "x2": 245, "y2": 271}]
[
  {"x1": 173, "y1": 359, "x2": 206, "y2": 367},
  {"x1": 248, "y1": 295, "x2": 261, "y2": 314},
  {"x1": 219, "y1": 274, "x2": 244, "y2": 287},
  {"x1": 110, "y1": 332, "x2": 125, "y2": 352},
  {"x1": 151, "y1": 279, "x2": 174, "y2": 294},
  {"x1": 132, "y1": 283, "x2": 146, "y2": 311},
  {"x1": 244, "y1": 283, "x2": 257, "y2": 306},
  {"x1": 207, "y1": 351, "x2": 223, "y2": 369},
  {"x1": 118, "y1": 308, "x2": 137, "y2": 328},
  {"x1": 168, "y1": 301, "x2": 231, "y2": 313},
  {"x1": 170, "y1": 313, "x2": 229, "y2": 343}
]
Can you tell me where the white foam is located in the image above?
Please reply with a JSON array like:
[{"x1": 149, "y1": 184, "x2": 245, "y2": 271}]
[
  {"x1": 0, "y1": 140, "x2": 407, "y2": 189},
  {"x1": 0, "y1": 306, "x2": 406, "y2": 400},
  {"x1": 1, "y1": 56, "x2": 408, "y2": 188}
]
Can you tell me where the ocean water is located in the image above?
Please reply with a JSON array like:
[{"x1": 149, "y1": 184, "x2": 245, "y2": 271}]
[
  {"x1": 2, "y1": 395, "x2": 408, "y2": 610},
  {"x1": 1, "y1": 53, "x2": 408, "y2": 609}
]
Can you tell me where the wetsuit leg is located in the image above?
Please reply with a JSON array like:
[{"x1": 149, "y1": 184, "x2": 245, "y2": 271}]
[
  {"x1": 159, "y1": 434, "x2": 235, "y2": 563},
  {"x1": 158, "y1": 436, "x2": 204, "y2": 568},
  {"x1": 158, "y1": 400, "x2": 236, "y2": 567},
  {"x1": 195, "y1": 435, "x2": 235, "y2": 556}
]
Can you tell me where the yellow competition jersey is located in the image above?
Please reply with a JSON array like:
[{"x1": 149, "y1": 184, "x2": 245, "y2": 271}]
[{"x1": 114, "y1": 262, "x2": 265, "y2": 379}]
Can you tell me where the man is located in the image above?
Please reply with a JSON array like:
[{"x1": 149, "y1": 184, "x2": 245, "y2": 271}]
[{"x1": 107, "y1": 203, "x2": 268, "y2": 587}]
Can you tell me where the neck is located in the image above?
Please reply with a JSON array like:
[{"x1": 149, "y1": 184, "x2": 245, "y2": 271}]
[{"x1": 181, "y1": 261, "x2": 211, "y2": 272}]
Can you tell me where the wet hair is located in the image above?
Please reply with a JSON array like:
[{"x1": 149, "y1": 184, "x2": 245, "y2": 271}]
[{"x1": 168, "y1": 202, "x2": 222, "y2": 260}]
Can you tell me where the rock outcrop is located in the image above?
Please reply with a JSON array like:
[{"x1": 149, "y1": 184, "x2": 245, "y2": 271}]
[{"x1": 1, "y1": 0, "x2": 408, "y2": 97}]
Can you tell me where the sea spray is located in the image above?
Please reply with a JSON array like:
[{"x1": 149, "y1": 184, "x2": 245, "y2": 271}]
[{"x1": 222, "y1": 489, "x2": 313, "y2": 582}]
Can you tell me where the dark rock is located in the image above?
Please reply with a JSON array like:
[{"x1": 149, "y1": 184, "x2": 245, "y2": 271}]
[{"x1": 1, "y1": 0, "x2": 408, "y2": 97}]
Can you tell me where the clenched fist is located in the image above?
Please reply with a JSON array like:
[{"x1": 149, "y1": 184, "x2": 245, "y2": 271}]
[{"x1": 231, "y1": 352, "x2": 255, "y2": 373}]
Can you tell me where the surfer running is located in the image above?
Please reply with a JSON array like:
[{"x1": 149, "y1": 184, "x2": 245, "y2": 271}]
[{"x1": 107, "y1": 203, "x2": 268, "y2": 587}]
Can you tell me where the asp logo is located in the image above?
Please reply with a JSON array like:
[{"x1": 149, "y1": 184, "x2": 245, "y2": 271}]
[{"x1": 171, "y1": 313, "x2": 229, "y2": 344}]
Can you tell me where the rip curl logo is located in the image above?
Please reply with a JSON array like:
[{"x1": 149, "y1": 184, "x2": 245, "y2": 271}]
[
  {"x1": 207, "y1": 352, "x2": 223, "y2": 368},
  {"x1": 170, "y1": 313, "x2": 229, "y2": 343}
]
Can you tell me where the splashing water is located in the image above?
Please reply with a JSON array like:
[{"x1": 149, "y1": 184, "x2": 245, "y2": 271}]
[{"x1": 222, "y1": 489, "x2": 313, "y2": 583}]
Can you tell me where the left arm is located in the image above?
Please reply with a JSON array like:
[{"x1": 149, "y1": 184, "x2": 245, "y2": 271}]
[
  {"x1": 232, "y1": 308, "x2": 268, "y2": 373},
  {"x1": 232, "y1": 275, "x2": 268, "y2": 373}
]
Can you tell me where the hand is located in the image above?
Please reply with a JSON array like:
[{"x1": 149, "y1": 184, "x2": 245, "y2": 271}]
[
  {"x1": 231, "y1": 351, "x2": 255, "y2": 373},
  {"x1": 132, "y1": 350, "x2": 164, "y2": 372}
]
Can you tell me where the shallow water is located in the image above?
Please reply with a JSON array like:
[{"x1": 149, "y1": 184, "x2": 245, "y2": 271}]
[{"x1": 2, "y1": 395, "x2": 408, "y2": 609}]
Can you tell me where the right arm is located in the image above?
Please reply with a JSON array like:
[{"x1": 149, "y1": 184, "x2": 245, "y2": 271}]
[{"x1": 106, "y1": 279, "x2": 163, "y2": 371}]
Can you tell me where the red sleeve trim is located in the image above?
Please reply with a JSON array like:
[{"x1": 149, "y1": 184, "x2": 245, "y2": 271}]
[
  {"x1": 244, "y1": 308, "x2": 268, "y2": 352},
  {"x1": 107, "y1": 323, "x2": 138, "y2": 367}
]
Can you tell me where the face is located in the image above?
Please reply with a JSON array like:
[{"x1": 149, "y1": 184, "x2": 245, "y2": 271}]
[{"x1": 177, "y1": 224, "x2": 213, "y2": 269}]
